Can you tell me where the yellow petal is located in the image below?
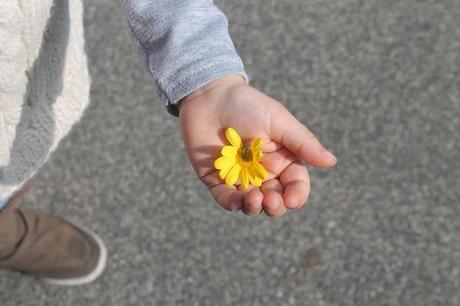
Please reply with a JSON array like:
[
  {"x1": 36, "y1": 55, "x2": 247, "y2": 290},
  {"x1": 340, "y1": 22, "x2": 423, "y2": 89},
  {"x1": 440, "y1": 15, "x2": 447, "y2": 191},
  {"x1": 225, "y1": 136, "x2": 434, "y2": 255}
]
[
  {"x1": 251, "y1": 138, "x2": 264, "y2": 151},
  {"x1": 251, "y1": 161, "x2": 268, "y2": 180},
  {"x1": 214, "y1": 156, "x2": 236, "y2": 170},
  {"x1": 225, "y1": 163, "x2": 241, "y2": 185},
  {"x1": 225, "y1": 128, "x2": 242, "y2": 148},
  {"x1": 248, "y1": 171, "x2": 257, "y2": 186},
  {"x1": 240, "y1": 167, "x2": 249, "y2": 190},
  {"x1": 219, "y1": 166, "x2": 232, "y2": 180},
  {"x1": 248, "y1": 167, "x2": 263, "y2": 187},
  {"x1": 253, "y1": 150, "x2": 263, "y2": 161},
  {"x1": 221, "y1": 146, "x2": 238, "y2": 157}
]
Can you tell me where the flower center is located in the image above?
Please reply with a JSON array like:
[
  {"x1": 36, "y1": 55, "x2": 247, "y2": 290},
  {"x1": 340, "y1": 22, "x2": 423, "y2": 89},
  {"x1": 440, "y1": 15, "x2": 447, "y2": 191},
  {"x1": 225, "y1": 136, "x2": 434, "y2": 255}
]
[{"x1": 239, "y1": 144, "x2": 253, "y2": 162}]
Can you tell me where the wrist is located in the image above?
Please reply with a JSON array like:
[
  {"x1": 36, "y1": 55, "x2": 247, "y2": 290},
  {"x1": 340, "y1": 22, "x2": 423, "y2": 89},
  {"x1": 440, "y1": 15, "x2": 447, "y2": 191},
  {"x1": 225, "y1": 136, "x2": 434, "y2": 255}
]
[{"x1": 178, "y1": 74, "x2": 246, "y2": 113}]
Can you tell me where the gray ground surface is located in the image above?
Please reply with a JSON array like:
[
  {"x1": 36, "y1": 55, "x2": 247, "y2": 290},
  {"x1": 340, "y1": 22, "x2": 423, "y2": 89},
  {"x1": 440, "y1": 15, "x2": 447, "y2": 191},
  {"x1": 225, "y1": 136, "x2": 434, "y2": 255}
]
[{"x1": 1, "y1": 0, "x2": 459, "y2": 305}]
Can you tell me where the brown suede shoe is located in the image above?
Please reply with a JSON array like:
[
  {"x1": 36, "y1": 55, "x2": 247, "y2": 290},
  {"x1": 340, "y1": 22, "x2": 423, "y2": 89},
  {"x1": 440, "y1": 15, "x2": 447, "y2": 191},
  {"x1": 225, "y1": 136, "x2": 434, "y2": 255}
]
[{"x1": 0, "y1": 183, "x2": 107, "y2": 286}]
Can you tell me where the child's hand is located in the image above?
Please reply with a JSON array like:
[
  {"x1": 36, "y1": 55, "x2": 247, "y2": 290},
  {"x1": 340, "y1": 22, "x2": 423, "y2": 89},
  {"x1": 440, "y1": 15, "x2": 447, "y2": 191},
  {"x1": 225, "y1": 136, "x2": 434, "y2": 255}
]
[{"x1": 179, "y1": 75, "x2": 337, "y2": 217}]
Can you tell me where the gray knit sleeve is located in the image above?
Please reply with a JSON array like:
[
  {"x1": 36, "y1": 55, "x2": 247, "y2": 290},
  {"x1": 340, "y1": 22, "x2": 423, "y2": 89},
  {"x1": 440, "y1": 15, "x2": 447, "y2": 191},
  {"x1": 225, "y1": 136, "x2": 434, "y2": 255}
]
[{"x1": 119, "y1": 0, "x2": 249, "y2": 116}]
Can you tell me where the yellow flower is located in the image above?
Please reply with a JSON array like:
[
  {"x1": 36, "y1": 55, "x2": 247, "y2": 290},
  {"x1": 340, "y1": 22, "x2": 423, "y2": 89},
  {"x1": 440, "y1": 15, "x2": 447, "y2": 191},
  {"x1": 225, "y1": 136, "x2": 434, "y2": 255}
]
[{"x1": 214, "y1": 128, "x2": 268, "y2": 189}]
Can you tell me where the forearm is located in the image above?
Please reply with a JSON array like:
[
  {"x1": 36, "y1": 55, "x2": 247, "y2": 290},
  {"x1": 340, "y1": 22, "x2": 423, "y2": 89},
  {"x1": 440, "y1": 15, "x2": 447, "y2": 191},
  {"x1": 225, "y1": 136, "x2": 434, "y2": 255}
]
[{"x1": 119, "y1": 0, "x2": 249, "y2": 115}]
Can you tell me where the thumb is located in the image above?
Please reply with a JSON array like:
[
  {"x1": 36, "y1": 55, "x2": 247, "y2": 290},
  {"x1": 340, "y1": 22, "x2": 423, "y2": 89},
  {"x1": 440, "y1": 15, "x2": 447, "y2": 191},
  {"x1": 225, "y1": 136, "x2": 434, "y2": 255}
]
[{"x1": 270, "y1": 105, "x2": 337, "y2": 168}]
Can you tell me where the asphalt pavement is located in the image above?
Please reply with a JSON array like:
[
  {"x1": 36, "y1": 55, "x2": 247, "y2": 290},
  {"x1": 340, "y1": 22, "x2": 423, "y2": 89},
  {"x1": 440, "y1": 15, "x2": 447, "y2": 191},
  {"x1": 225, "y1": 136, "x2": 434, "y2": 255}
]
[{"x1": 1, "y1": 0, "x2": 459, "y2": 305}]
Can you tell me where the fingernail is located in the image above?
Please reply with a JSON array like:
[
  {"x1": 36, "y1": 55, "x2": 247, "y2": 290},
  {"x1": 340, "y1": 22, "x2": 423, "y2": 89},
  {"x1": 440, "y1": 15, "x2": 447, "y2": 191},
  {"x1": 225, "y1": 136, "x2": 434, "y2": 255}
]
[{"x1": 322, "y1": 147, "x2": 337, "y2": 161}]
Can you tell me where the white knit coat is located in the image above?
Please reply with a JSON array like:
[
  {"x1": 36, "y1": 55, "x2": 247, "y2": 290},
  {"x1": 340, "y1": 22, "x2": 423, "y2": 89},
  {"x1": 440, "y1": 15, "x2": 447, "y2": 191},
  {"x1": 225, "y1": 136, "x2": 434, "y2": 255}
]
[{"x1": 0, "y1": 0, "x2": 89, "y2": 198}]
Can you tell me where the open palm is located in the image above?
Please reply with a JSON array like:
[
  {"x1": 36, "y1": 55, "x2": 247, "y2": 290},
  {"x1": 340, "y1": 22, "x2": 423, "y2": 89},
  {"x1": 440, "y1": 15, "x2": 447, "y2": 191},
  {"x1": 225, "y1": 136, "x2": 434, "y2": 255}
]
[{"x1": 179, "y1": 75, "x2": 337, "y2": 217}]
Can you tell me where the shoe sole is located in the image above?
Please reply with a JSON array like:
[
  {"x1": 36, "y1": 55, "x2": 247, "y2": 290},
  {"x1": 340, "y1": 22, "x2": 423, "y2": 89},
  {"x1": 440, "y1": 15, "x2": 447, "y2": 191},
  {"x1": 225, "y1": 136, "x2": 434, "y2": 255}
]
[{"x1": 42, "y1": 221, "x2": 108, "y2": 286}]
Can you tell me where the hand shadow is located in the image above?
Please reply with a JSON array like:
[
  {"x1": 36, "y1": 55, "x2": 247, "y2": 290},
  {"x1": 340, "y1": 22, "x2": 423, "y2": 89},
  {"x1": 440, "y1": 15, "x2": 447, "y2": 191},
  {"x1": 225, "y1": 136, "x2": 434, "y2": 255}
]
[{"x1": 192, "y1": 145, "x2": 222, "y2": 177}]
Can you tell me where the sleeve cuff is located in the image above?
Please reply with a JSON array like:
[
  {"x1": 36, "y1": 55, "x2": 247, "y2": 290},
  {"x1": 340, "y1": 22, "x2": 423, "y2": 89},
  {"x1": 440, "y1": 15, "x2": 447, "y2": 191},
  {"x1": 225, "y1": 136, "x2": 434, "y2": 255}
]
[{"x1": 159, "y1": 60, "x2": 250, "y2": 117}]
